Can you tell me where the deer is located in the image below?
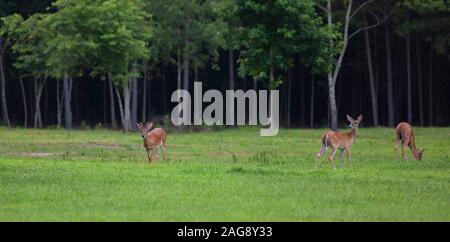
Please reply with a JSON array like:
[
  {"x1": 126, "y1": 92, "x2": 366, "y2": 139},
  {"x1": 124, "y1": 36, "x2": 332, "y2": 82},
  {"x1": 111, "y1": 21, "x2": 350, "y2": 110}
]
[
  {"x1": 394, "y1": 122, "x2": 424, "y2": 161},
  {"x1": 315, "y1": 114, "x2": 363, "y2": 170},
  {"x1": 137, "y1": 121, "x2": 167, "y2": 164}
]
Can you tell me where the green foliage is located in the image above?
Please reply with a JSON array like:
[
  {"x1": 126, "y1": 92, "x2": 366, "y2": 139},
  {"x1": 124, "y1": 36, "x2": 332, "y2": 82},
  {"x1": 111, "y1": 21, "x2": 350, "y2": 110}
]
[
  {"x1": 397, "y1": 0, "x2": 450, "y2": 55},
  {"x1": 0, "y1": 13, "x2": 23, "y2": 37},
  {"x1": 2, "y1": 0, "x2": 152, "y2": 84},
  {"x1": 146, "y1": 0, "x2": 222, "y2": 70},
  {"x1": 45, "y1": 0, "x2": 152, "y2": 83},
  {"x1": 0, "y1": 127, "x2": 449, "y2": 221},
  {"x1": 212, "y1": 0, "x2": 242, "y2": 51},
  {"x1": 236, "y1": 0, "x2": 334, "y2": 88},
  {"x1": 7, "y1": 14, "x2": 50, "y2": 78}
]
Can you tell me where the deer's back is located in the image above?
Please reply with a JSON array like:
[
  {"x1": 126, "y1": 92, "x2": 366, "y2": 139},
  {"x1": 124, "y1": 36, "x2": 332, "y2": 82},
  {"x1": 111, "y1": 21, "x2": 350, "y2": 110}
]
[
  {"x1": 396, "y1": 122, "x2": 413, "y2": 140},
  {"x1": 145, "y1": 128, "x2": 167, "y2": 148},
  {"x1": 150, "y1": 128, "x2": 166, "y2": 140}
]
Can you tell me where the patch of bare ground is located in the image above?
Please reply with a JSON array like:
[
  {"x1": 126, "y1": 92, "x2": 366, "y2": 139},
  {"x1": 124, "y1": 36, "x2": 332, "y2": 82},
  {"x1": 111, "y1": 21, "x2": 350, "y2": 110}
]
[{"x1": 18, "y1": 152, "x2": 59, "y2": 157}]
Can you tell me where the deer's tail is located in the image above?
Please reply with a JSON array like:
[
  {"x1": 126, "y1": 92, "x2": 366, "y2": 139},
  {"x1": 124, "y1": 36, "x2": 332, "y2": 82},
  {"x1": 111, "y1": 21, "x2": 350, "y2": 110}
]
[
  {"x1": 322, "y1": 133, "x2": 329, "y2": 149},
  {"x1": 396, "y1": 128, "x2": 401, "y2": 143}
]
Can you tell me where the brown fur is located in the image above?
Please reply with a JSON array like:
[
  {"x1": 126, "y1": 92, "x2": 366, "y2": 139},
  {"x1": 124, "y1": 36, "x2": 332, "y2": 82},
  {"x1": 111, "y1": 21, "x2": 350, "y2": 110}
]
[
  {"x1": 315, "y1": 114, "x2": 363, "y2": 169},
  {"x1": 137, "y1": 122, "x2": 167, "y2": 164},
  {"x1": 395, "y1": 122, "x2": 424, "y2": 161}
]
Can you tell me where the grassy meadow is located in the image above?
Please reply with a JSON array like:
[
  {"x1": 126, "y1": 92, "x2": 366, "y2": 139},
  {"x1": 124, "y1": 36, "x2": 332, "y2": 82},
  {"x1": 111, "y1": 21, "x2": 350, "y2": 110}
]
[{"x1": 0, "y1": 126, "x2": 449, "y2": 221}]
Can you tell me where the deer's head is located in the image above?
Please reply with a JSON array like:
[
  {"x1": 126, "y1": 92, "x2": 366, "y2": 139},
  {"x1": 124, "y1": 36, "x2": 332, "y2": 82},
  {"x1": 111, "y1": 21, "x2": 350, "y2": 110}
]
[
  {"x1": 347, "y1": 114, "x2": 363, "y2": 129},
  {"x1": 137, "y1": 121, "x2": 153, "y2": 139},
  {"x1": 413, "y1": 149, "x2": 425, "y2": 160}
]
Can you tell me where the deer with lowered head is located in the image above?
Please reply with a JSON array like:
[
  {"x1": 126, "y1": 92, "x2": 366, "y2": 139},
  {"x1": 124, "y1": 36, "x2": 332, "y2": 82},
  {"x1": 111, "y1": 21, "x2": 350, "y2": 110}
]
[
  {"x1": 137, "y1": 121, "x2": 167, "y2": 164},
  {"x1": 395, "y1": 122, "x2": 424, "y2": 161},
  {"x1": 315, "y1": 114, "x2": 363, "y2": 169}
]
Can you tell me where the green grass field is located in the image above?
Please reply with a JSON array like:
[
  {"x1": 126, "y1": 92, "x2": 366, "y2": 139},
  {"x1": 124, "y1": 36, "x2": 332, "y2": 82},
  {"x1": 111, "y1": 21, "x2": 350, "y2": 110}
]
[{"x1": 0, "y1": 126, "x2": 449, "y2": 221}]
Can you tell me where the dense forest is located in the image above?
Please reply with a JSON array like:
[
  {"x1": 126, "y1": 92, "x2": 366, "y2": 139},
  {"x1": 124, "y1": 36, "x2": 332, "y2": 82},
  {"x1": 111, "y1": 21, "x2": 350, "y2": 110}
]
[{"x1": 0, "y1": 0, "x2": 449, "y2": 131}]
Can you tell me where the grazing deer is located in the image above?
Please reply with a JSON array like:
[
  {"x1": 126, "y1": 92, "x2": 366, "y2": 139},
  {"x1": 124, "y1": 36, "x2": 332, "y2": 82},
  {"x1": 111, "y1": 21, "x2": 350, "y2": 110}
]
[
  {"x1": 137, "y1": 121, "x2": 167, "y2": 164},
  {"x1": 395, "y1": 122, "x2": 424, "y2": 161},
  {"x1": 315, "y1": 114, "x2": 363, "y2": 169}
]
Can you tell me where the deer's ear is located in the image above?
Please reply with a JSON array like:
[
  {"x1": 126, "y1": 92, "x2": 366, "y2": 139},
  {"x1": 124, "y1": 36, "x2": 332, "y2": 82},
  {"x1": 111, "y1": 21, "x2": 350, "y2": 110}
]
[
  {"x1": 137, "y1": 122, "x2": 142, "y2": 129},
  {"x1": 346, "y1": 115, "x2": 354, "y2": 122},
  {"x1": 357, "y1": 114, "x2": 363, "y2": 122},
  {"x1": 146, "y1": 122, "x2": 154, "y2": 130}
]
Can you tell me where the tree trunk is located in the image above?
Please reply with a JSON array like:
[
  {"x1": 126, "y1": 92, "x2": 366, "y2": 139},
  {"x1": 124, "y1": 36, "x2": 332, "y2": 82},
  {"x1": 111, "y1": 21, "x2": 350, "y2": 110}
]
[
  {"x1": 194, "y1": 66, "x2": 198, "y2": 83},
  {"x1": 162, "y1": 66, "x2": 167, "y2": 113},
  {"x1": 182, "y1": 54, "x2": 190, "y2": 131},
  {"x1": 0, "y1": 51, "x2": 10, "y2": 127},
  {"x1": 131, "y1": 74, "x2": 138, "y2": 130},
  {"x1": 328, "y1": 75, "x2": 338, "y2": 130},
  {"x1": 269, "y1": 46, "x2": 274, "y2": 117},
  {"x1": 177, "y1": 47, "x2": 182, "y2": 92},
  {"x1": 300, "y1": 68, "x2": 305, "y2": 126},
  {"x1": 385, "y1": 23, "x2": 395, "y2": 127},
  {"x1": 415, "y1": 33, "x2": 424, "y2": 126},
  {"x1": 228, "y1": 49, "x2": 235, "y2": 90},
  {"x1": 19, "y1": 76, "x2": 28, "y2": 128},
  {"x1": 56, "y1": 78, "x2": 63, "y2": 127},
  {"x1": 103, "y1": 77, "x2": 107, "y2": 125},
  {"x1": 142, "y1": 64, "x2": 147, "y2": 122},
  {"x1": 44, "y1": 82, "x2": 48, "y2": 126},
  {"x1": 183, "y1": 56, "x2": 189, "y2": 91},
  {"x1": 287, "y1": 70, "x2": 291, "y2": 127},
  {"x1": 147, "y1": 72, "x2": 151, "y2": 121},
  {"x1": 33, "y1": 78, "x2": 39, "y2": 128},
  {"x1": 176, "y1": 48, "x2": 182, "y2": 132},
  {"x1": 406, "y1": 11, "x2": 412, "y2": 124},
  {"x1": 326, "y1": 0, "x2": 352, "y2": 130},
  {"x1": 123, "y1": 82, "x2": 132, "y2": 132},
  {"x1": 114, "y1": 83, "x2": 125, "y2": 130},
  {"x1": 63, "y1": 74, "x2": 72, "y2": 129},
  {"x1": 428, "y1": 45, "x2": 433, "y2": 126},
  {"x1": 108, "y1": 73, "x2": 118, "y2": 129},
  {"x1": 364, "y1": 15, "x2": 379, "y2": 127},
  {"x1": 33, "y1": 77, "x2": 47, "y2": 128},
  {"x1": 113, "y1": 80, "x2": 132, "y2": 132},
  {"x1": 310, "y1": 74, "x2": 315, "y2": 128}
]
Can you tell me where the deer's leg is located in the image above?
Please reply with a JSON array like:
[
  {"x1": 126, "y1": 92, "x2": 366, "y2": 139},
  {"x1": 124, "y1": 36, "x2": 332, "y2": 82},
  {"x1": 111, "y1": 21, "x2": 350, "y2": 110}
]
[
  {"x1": 345, "y1": 148, "x2": 353, "y2": 168},
  {"x1": 339, "y1": 148, "x2": 345, "y2": 167},
  {"x1": 402, "y1": 139, "x2": 409, "y2": 161},
  {"x1": 155, "y1": 146, "x2": 161, "y2": 160},
  {"x1": 161, "y1": 142, "x2": 166, "y2": 160},
  {"x1": 328, "y1": 146, "x2": 338, "y2": 170},
  {"x1": 154, "y1": 148, "x2": 159, "y2": 161},
  {"x1": 146, "y1": 150, "x2": 153, "y2": 164},
  {"x1": 394, "y1": 140, "x2": 401, "y2": 160},
  {"x1": 315, "y1": 145, "x2": 326, "y2": 169}
]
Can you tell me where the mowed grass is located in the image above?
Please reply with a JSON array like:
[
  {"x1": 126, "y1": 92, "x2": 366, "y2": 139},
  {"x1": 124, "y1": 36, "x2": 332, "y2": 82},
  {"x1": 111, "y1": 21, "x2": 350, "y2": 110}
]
[{"x1": 0, "y1": 126, "x2": 449, "y2": 221}]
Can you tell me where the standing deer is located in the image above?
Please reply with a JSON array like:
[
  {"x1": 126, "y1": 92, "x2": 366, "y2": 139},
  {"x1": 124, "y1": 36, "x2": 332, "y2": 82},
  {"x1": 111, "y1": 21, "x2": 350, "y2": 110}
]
[
  {"x1": 137, "y1": 121, "x2": 167, "y2": 164},
  {"x1": 395, "y1": 122, "x2": 424, "y2": 161},
  {"x1": 315, "y1": 114, "x2": 363, "y2": 169}
]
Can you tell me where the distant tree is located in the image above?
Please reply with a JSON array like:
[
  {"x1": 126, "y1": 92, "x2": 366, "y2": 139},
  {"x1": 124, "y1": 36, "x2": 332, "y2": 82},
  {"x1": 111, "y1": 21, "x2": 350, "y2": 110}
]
[
  {"x1": 317, "y1": 0, "x2": 385, "y2": 130},
  {"x1": 398, "y1": 0, "x2": 450, "y2": 126},
  {"x1": 8, "y1": 14, "x2": 51, "y2": 128},
  {"x1": 213, "y1": 0, "x2": 241, "y2": 91},
  {"x1": 0, "y1": 14, "x2": 22, "y2": 126},
  {"x1": 44, "y1": 0, "x2": 152, "y2": 131},
  {"x1": 147, "y1": 0, "x2": 222, "y2": 130},
  {"x1": 43, "y1": 0, "x2": 96, "y2": 129},
  {"x1": 236, "y1": 0, "x2": 333, "y2": 120}
]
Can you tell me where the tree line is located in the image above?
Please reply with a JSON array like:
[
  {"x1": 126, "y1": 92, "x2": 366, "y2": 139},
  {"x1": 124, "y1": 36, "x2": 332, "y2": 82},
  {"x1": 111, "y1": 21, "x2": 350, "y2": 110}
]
[{"x1": 0, "y1": 0, "x2": 449, "y2": 131}]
